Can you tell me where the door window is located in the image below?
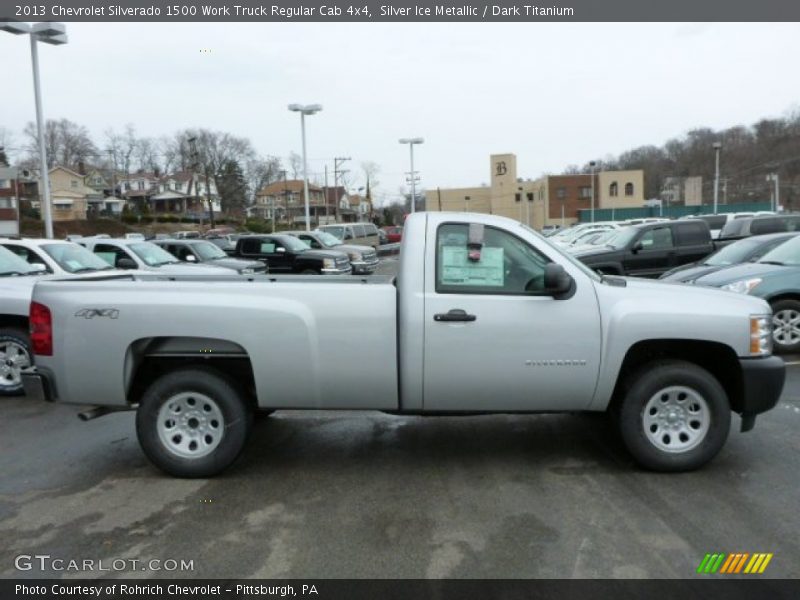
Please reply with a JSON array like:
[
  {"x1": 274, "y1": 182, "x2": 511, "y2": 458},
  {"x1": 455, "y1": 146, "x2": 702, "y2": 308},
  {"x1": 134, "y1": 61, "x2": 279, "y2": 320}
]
[
  {"x1": 638, "y1": 227, "x2": 673, "y2": 250},
  {"x1": 94, "y1": 244, "x2": 129, "y2": 267},
  {"x1": 436, "y1": 223, "x2": 551, "y2": 295}
]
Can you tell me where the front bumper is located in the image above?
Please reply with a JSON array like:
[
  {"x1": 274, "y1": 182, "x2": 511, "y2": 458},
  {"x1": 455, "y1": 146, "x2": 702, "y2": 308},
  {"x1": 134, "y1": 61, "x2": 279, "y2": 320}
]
[
  {"x1": 21, "y1": 368, "x2": 55, "y2": 403},
  {"x1": 321, "y1": 266, "x2": 353, "y2": 275},
  {"x1": 737, "y1": 355, "x2": 785, "y2": 429},
  {"x1": 351, "y1": 258, "x2": 380, "y2": 274}
]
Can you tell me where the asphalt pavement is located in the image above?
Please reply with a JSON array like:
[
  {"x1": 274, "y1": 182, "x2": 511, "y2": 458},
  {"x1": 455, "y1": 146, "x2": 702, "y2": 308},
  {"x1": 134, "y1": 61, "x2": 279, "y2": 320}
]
[{"x1": 1, "y1": 360, "x2": 798, "y2": 579}]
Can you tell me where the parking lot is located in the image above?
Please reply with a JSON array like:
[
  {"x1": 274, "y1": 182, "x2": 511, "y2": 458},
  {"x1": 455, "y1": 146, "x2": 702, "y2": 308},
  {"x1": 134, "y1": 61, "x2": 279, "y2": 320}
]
[{"x1": 1, "y1": 352, "x2": 797, "y2": 579}]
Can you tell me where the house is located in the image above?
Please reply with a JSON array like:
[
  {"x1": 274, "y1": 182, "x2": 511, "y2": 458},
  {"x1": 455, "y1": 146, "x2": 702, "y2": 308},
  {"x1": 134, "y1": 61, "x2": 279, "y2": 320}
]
[
  {"x1": 253, "y1": 179, "x2": 329, "y2": 224},
  {"x1": 0, "y1": 166, "x2": 20, "y2": 235},
  {"x1": 118, "y1": 170, "x2": 220, "y2": 215},
  {"x1": 47, "y1": 166, "x2": 98, "y2": 221}
]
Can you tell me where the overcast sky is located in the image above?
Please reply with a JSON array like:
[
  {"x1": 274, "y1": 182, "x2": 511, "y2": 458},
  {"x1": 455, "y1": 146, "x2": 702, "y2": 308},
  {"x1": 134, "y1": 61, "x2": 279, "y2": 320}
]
[{"x1": 2, "y1": 22, "x2": 798, "y2": 204}]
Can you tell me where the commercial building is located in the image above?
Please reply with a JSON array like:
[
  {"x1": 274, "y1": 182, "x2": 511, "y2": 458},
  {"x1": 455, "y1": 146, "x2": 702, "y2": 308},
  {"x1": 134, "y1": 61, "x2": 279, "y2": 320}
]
[{"x1": 425, "y1": 153, "x2": 644, "y2": 229}]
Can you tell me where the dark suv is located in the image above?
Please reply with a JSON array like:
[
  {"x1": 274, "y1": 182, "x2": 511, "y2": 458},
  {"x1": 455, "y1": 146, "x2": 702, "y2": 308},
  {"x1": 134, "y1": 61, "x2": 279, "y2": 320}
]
[
  {"x1": 233, "y1": 234, "x2": 352, "y2": 275},
  {"x1": 573, "y1": 220, "x2": 713, "y2": 277}
]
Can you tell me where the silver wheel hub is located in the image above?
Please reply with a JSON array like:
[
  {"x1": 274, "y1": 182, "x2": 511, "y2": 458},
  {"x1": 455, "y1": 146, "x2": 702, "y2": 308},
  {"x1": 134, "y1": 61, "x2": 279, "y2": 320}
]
[
  {"x1": 642, "y1": 385, "x2": 710, "y2": 453},
  {"x1": 773, "y1": 310, "x2": 800, "y2": 346},
  {"x1": 0, "y1": 340, "x2": 31, "y2": 389},
  {"x1": 157, "y1": 392, "x2": 224, "y2": 459}
]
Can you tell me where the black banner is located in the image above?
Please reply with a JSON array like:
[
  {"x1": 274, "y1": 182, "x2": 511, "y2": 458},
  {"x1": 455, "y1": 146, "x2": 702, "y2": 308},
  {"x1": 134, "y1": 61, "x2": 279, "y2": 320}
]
[
  {"x1": 2, "y1": 0, "x2": 800, "y2": 22},
  {"x1": 3, "y1": 579, "x2": 800, "y2": 600}
]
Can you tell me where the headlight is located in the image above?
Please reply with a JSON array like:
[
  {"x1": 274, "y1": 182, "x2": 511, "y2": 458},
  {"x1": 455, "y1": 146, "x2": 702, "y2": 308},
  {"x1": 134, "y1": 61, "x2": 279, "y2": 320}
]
[
  {"x1": 721, "y1": 278, "x2": 762, "y2": 294},
  {"x1": 349, "y1": 252, "x2": 363, "y2": 262},
  {"x1": 323, "y1": 258, "x2": 336, "y2": 269},
  {"x1": 750, "y1": 315, "x2": 772, "y2": 356}
]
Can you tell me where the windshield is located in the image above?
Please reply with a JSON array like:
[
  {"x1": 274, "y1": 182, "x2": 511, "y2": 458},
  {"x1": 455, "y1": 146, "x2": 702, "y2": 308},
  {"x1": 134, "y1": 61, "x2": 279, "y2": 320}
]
[
  {"x1": 704, "y1": 238, "x2": 762, "y2": 266},
  {"x1": 522, "y1": 224, "x2": 601, "y2": 282},
  {"x1": 129, "y1": 242, "x2": 180, "y2": 266},
  {"x1": 279, "y1": 236, "x2": 312, "y2": 252},
  {"x1": 42, "y1": 243, "x2": 114, "y2": 273},
  {"x1": 321, "y1": 226, "x2": 345, "y2": 240},
  {"x1": 588, "y1": 229, "x2": 620, "y2": 246},
  {"x1": 606, "y1": 227, "x2": 639, "y2": 249},
  {"x1": 192, "y1": 241, "x2": 228, "y2": 260},
  {"x1": 757, "y1": 235, "x2": 800, "y2": 266},
  {"x1": 314, "y1": 232, "x2": 342, "y2": 247},
  {"x1": 0, "y1": 246, "x2": 40, "y2": 276}
]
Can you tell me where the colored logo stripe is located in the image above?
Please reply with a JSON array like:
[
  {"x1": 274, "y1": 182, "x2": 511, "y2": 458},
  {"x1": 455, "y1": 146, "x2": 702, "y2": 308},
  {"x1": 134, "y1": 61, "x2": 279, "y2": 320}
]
[{"x1": 698, "y1": 553, "x2": 773, "y2": 574}]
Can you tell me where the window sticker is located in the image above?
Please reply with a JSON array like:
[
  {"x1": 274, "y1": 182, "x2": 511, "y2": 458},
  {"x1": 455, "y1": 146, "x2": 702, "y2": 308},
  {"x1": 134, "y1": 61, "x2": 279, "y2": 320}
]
[{"x1": 441, "y1": 246, "x2": 504, "y2": 287}]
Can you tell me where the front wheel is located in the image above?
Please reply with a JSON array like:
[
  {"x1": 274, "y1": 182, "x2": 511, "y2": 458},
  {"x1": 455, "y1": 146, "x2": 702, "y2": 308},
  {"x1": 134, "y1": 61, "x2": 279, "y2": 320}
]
[
  {"x1": 136, "y1": 368, "x2": 253, "y2": 477},
  {"x1": 0, "y1": 328, "x2": 32, "y2": 397},
  {"x1": 771, "y1": 299, "x2": 800, "y2": 354},
  {"x1": 616, "y1": 360, "x2": 731, "y2": 472}
]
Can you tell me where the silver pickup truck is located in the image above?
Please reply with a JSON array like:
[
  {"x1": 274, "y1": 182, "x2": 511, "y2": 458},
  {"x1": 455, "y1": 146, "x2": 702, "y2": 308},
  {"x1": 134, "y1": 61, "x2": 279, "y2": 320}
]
[{"x1": 24, "y1": 212, "x2": 785, "y2": 477}]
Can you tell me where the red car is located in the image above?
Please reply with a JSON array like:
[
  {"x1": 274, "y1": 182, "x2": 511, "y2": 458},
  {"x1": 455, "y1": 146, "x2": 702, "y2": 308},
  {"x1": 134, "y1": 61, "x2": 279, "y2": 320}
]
[{"x1": 382, "y1": 226, "x2": 403, "y2": 243}]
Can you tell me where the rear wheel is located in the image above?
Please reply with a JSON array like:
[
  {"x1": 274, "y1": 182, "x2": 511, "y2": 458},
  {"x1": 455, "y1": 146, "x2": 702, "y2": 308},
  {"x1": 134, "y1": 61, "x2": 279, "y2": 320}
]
[
  {"x1": 136, "y1": 368, "x2": 253, "y2": 477},
  {"x1": 770, "y1": 299, "x2": 800, "y2": 354},
  {"x1": 616, "y1": 360, "x2": 730, "y2": 472},
  {"x1": 0, "y1": 328, "x2": 32, "y2": 397}
]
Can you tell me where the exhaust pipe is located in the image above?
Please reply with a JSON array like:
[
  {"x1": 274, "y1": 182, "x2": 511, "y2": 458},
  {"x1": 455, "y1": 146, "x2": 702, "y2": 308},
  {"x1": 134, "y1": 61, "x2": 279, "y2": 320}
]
[{"x1": 78, "y1": 407, "x2": 115, "y2": 421}]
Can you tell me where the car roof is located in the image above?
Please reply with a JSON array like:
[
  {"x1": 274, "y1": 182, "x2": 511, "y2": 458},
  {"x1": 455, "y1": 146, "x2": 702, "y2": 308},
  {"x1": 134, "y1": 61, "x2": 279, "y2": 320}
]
[{"x1": 0, "y1": 237, "x2": 72, "y2": 246}]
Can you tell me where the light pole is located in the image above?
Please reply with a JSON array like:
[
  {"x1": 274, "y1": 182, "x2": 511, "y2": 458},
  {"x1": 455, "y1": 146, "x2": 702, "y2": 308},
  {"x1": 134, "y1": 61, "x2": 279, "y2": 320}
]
[
  {"x1": 712, "y1": 142, "x2": 722, "y2": 214},
  {"x1": 2, "y1": 21, "x2": 68, "y2": 239},
  {"x1": 767, "y1": 173, "x2": 780, "y2": 212},
  {"x1": 288, "y1": 103, "x2": 322, "y2": 231},
  {"x1": 589, "y1": 160, "x2": 596, "y2": 223},
  {"x1": 399, "y1": 138, "x2": 424, "y2": 213}
]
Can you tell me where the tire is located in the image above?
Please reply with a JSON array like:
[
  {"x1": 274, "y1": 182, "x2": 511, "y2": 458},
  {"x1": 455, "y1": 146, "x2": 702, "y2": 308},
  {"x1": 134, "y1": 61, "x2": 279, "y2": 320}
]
[
  {"x1": 0, "y1": 328, "x2": 32, "y2": 397},
  {"x1": 616, "y1": 360, "x2": 731, "y2": 472},
  {"x1": 770, "y1": 299, "x2": 800, "y2": 354},
  {"x1": 136, "y1": 368, "x2": 253, "y2": 478}
]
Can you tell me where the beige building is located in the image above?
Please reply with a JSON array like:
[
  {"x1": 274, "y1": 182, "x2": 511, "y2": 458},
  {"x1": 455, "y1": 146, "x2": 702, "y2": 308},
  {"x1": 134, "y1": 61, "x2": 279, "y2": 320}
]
[
  {"x1": 426, "y1": 154, "x2": 644, "y2": 229},
  {"x1": 47, "y1": 166, "x2": 94, "y2": 221}
]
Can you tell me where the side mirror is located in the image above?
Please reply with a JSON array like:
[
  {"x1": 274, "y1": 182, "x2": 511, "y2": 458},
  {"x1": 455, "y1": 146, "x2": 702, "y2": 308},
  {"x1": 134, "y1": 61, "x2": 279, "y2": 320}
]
[
  {"x1": 116, "y1": 257, "x2": 137, "y2": 270},
  {"x1": 632, "y1": 241, "x2": 644, "y2": 253},
  {"x1": 29, "y1": 263, "x2": 48, "y2": 273},
  {"x1": 543, "y1": 263, "x2": 573, "y2": 298},
  {"x1": 185, "y1": 254, "x2": 197, "y2": 262}
]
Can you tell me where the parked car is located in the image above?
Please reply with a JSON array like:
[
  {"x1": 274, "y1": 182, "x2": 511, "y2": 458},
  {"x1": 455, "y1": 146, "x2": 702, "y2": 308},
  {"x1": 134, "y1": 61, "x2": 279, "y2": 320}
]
[
  {"x1": 692, "y1": 234, "x2": 800, "y2": 353},
  {"x1": 0, "y1": 237, "x2": 118, "y2": 275},
  {"x1": 377, "y1": 229, "x2": 388, "y2": 245},
  {"x1": 206, "y1": 233, "x2": 241, "y2": 255},
  {"x1": 659, "y1": 232, "x2": 800, "y2": 283},
  {"x1": 76, "y1": 238, "x2": 236, "y2": 275},
  {"x1": 318, "y1": 222, "x2": 380, "y2": 248},
  {"x1": 719, "y1": 214, "x2": 800, "y2": 240},
  {"x1": 153, "y1": 239, "x2": 267, "y2": 274},
  {"x1": 550, "y1": 222, "x2": 621, "y2": 247},
  {"x1": 233, "y1": 234, "x2": 352, "y2": 275},
  {"x1": 24, "y1": 212, "x2": 784, "y2": 476},
  {"x1": 284, "y1": 230, "x2": 379, "y2": 274},
  {"x1": 381, "y1": 225, "x2": 403, "y2": 243},
  {"x1": 689, "y1": 212, "x2": 771, "y2": 239},
  {"x1": 173, "y1": 231, "x2": 202, "y2": 240},
  {"x1": 574, "y1": 219, "x2": 714, "y2": 277},
  {"x1": 566, "y1": 228, "x2": 626, "y2": 254},
  {"x1": 124, "y1": 233, "x2": 146, "y2": 241}
]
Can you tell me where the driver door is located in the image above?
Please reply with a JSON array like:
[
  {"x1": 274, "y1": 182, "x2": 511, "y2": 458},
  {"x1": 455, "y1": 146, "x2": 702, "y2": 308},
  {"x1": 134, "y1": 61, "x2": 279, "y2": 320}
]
[{"x1": 423, "y1": 221, "x2": 601, "y2": 411}]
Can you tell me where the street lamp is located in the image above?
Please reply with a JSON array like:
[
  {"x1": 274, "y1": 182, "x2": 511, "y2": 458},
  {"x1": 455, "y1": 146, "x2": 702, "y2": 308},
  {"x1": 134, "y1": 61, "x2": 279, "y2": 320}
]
[
  {"x1": 2, "y1": 21, "x2": 68, "y2": 239},
  {"x1": 399, "y1": 138, "x2": 424, "y2": 213},
  {"x1": 712, "y1": 142, "x2": 722, "y2": 214},
  {"x1": 767, "y1": 173, "x2": 780, "y2": 212},
  {"x1": 288, "y1": 103, "x2": 322, "y2": 231},
  {"x1": 589, "y1": 160, "x2": 597, "y2": 223}
]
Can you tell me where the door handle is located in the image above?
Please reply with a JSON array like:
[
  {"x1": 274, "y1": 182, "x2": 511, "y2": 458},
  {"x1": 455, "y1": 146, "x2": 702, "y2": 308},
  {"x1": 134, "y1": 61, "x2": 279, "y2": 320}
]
[{"x1": 434, "y1": 309, "x2": 477, "y2": 322}]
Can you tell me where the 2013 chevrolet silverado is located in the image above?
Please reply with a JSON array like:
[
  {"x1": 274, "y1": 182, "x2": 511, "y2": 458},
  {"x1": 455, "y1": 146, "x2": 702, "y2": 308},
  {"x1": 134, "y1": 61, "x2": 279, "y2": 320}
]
[{"x1": 23, "y1": 212, "x2": 785, "y2": 477}]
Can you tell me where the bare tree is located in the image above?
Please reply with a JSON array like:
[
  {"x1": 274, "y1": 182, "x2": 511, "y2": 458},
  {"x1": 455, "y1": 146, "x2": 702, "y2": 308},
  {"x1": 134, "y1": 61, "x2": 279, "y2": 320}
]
[
  {"x1": 287, "y1": 152, "x2": 302, "y2": 179},
  {"x1": 24, "y1": 118, "x2": 97, "y2": 169}
]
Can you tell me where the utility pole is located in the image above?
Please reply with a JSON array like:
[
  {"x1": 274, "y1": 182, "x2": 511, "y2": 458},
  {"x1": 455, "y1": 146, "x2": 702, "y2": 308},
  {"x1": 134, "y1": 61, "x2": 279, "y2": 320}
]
[
  {"x1": 767, "y1": 173, "x2": 780, "y2": 212},
  {"x1": 333, "y1": 157, "x2": 350, "y2": 222},
  {"x1": 279, "y1": 169, "x2": 289, "y2": 227},
  {"x1": 712, "y1": 142, "x2": 722, "y2": 214},
  {"x1": 589, "y1": 161, "x2": 596, "y2": 223},
  {"x1": 188, "y1": 137, "x2": 202, "y2": 228}
]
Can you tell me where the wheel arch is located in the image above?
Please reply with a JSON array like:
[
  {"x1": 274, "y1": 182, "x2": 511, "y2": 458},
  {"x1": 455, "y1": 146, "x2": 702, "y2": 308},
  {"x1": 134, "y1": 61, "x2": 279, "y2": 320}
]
[
  {"x1": 608, "y1": 339, "x2": 744, "y2": 414},
  {"x1": 0, "y1": 314, "x2": 29, "y2": 333}
]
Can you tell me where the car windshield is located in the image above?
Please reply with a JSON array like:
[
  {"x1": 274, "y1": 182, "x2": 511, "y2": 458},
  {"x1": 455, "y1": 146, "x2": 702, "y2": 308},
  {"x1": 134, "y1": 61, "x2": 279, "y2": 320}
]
[
  {"x1": 704, "y1": 238, "x2": 762, "y2": 266},
  {"x1": 0, "y1": 246, "x2": 40, "y2": 276},
  {"x1": 129, "y1": 242, "x2": 180, "y2": 266},
  {"x1": 757, "y1": 235, "x2": 800, "y2": 266},
  {"x1": 278, "y1": 236, "x2": 311, "y2": 252},
  {"x1": 605, "y1": 227, "x2": 639, "y2": 249},
  {"x1": 321, "y1": 226, "x2": 345, "y2": 240},
  {"x1": 42, "y1": 243, "x2": 114, "y2": 273},
  {"x1": 314, "y1": 232, "x2": 342, "y2": 247},
  {"x1": 588, "y1": 230, "x2": 620, "y2": 245},
  {"x1": 192, "y1": 241, "x2": 228, "y2": 260}
]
